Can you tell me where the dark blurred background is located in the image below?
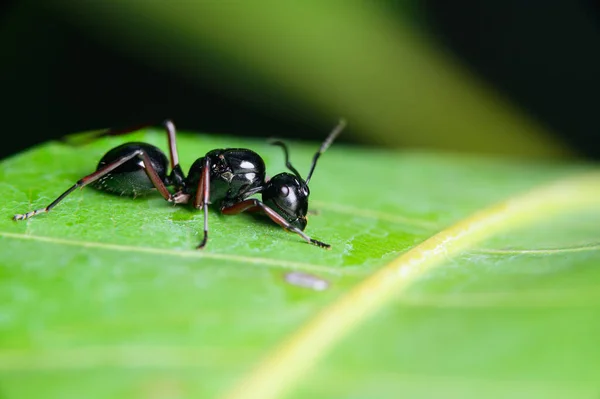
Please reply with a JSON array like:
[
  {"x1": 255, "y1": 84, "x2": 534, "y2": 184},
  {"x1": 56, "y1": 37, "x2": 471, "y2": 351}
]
[{"x1": 1, "y1": 1, "x2": 599, "y2": 161}]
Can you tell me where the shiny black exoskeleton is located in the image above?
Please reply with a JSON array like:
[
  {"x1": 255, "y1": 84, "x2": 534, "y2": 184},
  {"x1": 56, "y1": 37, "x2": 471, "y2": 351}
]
[
  {"x1": 92, "y1": 142, "x2": 172, "y2": 197},
  {"x1": 262, "y1": 173, "x2": 309, "y2": 231},
  {"x1": 183, "y1": 148, "x2": 266, "y2": 206},
  {"x1": 13, "y1": 119, "x2": 345, "y2": 249}
]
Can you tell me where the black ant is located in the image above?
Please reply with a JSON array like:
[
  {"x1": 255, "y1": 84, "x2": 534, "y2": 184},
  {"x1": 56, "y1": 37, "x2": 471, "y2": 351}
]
[{"x1": 13, "y1": 119, "x2": 345, "y2": 249}]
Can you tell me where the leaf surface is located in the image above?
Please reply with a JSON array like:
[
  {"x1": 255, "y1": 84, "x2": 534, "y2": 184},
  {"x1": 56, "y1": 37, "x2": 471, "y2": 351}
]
[{"x1": 1, "y1": 129, "x2": 599, "y2": 399}]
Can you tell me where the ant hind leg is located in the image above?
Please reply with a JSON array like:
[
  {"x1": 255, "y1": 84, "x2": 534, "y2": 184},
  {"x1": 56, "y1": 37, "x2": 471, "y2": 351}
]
[{"x1": 13, "y1": 149, "x2": 171, "y2": 221}]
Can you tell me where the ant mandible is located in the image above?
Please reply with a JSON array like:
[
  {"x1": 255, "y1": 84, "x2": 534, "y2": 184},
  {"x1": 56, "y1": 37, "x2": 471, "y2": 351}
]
[{"x1": 13, "y1": 119, "x2": 346, "y2": 249}]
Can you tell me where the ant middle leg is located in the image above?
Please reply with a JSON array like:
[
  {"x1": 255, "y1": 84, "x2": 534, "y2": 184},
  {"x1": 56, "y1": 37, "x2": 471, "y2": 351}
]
[
  {"x1": 193, "y1": 157, "x2": 211, "y2": 249},
  {"x1": 13, "y1": 149, "x2": 171, "y2": 221},
  {"x1": 221, "y1": 199, "x2": 331, "y2": 249}
]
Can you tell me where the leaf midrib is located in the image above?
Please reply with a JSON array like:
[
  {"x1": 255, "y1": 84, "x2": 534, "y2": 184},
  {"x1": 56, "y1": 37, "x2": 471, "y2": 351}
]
[{"x1": 220, "y1": 171, "x2": 600, "y2": 399}]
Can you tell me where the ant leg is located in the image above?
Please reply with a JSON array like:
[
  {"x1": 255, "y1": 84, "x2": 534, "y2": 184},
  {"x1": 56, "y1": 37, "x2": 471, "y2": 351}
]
[
  {"x1": 103, "y1": 120, "x2": 181, "y2": 170},
  {"x1": 13, "y1": 149, "x2": 171, "y2": 220},
  {"x1": 104, "y1": 120, "x2": 185, "y2": 187},
  {"x1": 221, "y1": 199, "x2": 330, "y2": 249},
  {"x1": 193, "y1": 157, "x2": 211, "y2": 249},
  {"x1": 70, "y1": 120, "x2": 183, "y2": 174},
  {"x1": 162, "y1": 120, "x2": 180, "y2": 171}
]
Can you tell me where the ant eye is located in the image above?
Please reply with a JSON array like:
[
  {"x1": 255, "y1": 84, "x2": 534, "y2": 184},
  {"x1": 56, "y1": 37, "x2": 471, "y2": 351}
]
[{"x1": 280, "y1": 185, "x2": 290, "y2": 197}]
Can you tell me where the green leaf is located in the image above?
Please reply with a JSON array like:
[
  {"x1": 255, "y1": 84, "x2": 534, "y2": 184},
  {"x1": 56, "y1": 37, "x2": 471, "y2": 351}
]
[{"x1": 1, "y1": 129, "x2": 599, "y2": 399}]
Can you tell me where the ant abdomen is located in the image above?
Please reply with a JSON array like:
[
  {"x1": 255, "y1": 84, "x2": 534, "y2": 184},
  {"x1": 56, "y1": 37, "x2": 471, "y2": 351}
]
[{"x1": 92, "y1": 142, "x2": 169, "y2": 197}]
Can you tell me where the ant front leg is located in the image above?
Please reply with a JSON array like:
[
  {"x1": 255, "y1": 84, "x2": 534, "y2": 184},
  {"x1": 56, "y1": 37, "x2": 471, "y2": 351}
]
[
  {"x1": 13, "y1": 149, "x2": 171, "y2": 220},
  {"x1": 221, "y1": 199, "x2": 331, "y2": 249},
  {"x1": 193, "y1": 157, "x2": 211, "y2": 249}
]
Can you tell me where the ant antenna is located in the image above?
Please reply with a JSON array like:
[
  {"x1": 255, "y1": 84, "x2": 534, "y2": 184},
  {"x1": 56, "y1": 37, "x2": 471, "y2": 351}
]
[
  {"x1": 305, "y1": 118, "x2": 346, "y2": 184},
  {"x1": 269, "y1": 140, "x2": 304, "y2": 180},
  {"x1": 269, "y1": 118, "x2": 346, "y2": 184}
]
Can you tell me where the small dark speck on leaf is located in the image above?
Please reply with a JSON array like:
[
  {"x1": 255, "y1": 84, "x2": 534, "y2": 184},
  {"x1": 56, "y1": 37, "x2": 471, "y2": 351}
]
[{"x1": 284, "y1": 271, "x2": 329, "y2": 291}]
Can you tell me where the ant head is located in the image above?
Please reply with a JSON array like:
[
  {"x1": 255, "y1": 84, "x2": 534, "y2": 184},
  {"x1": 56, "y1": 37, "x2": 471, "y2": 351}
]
[
  {"x1": 263, "y1": 173, "x2": 309, "y2": 231},
  {"x1": 263, "y1": 119, "x2": 346, "y2": 231}
]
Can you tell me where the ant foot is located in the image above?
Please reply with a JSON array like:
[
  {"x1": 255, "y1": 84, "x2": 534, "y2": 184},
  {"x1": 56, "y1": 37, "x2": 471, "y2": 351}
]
[
  {"x1": 13, "y1": 209, "x2": 46, "y2": 221},
  {"x1": 310, "y1": 239, "x2": 331, "y2": 250}
]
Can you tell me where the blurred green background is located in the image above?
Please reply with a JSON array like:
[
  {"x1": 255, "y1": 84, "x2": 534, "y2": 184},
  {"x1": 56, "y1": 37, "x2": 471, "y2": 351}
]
[{"x1": 1, "y1": 1, "x2": 599, "y2": 160}]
